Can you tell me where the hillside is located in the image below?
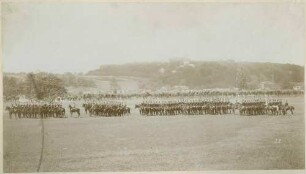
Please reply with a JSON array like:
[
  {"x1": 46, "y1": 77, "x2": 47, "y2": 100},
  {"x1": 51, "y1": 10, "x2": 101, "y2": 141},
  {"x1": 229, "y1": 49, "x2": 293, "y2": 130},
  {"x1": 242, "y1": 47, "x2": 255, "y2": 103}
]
[
  {"x1": 3, "y1": 61, "x2": 304, "y2": 99},
  {"x1": 87, "y1": 61, "x2": 304, "y2": 89}
]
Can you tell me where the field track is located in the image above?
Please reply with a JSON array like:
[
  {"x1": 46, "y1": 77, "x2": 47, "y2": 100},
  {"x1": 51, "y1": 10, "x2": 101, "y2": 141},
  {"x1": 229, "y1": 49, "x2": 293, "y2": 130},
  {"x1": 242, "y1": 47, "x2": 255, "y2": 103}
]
[{"x1": 3, "y1": 97, "x2": 305, "y2": 172}]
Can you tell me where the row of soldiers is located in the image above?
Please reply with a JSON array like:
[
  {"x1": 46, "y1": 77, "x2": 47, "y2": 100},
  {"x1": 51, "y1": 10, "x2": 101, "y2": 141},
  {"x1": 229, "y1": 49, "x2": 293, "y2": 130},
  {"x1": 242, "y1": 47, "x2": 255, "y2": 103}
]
[
  {"x1": 241, "y1": 98, "x2": 283, "y2": 105},
  {"x1": 136, "y1": 98, "x2": 293, "y2": 116},
  {"x1": 239, "y1": 99, "x2": 267, "y2": 116},
  {"x1": 141, "y1": 90, "x2": 303, "y2": 98},
  {"x1": 82, "y1": 102, "x2": 131, "y2": 117},
  {"x1": 135, "y1": 100, "x2": 236, "y2": 116},
  {"x1": 5, "y1": 97, "x2": 294, "y2": 118},
  {"x1": 52, "y1": 89, "x2": 303, "y2": 101},
  {"x1": 5, "y1": 89, "x2": 302, "y2": 103},
  {"x1": 5, "y1": 103, "x2": 66, "y2": 119},
  {"x1": 238, "y1": 99, "x2": 291, "y2": 116},
  {"x1": 82, "y1": 93, "x2": 140, "y2": 100}
]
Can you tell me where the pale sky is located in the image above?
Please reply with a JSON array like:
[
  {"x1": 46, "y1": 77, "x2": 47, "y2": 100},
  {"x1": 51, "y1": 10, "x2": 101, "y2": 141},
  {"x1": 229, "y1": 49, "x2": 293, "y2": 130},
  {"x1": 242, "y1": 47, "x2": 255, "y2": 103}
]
[{"x1": 2, "y1": 2, "x2": 305, "y2": 73}]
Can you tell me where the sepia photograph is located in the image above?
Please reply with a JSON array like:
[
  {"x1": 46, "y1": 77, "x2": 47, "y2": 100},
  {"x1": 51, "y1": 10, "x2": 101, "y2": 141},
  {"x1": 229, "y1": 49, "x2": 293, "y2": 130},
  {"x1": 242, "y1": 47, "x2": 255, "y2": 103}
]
[{"x1": 1, "y1": 1, "x2": 305, "y2": 173}]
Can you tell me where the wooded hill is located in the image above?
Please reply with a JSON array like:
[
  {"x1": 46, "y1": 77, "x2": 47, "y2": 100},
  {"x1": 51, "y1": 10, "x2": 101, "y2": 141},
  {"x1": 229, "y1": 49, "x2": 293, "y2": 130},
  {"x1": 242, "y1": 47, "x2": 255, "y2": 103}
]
[{"x1": 87, "y1": 61, "x2": 304, "y2": 89}]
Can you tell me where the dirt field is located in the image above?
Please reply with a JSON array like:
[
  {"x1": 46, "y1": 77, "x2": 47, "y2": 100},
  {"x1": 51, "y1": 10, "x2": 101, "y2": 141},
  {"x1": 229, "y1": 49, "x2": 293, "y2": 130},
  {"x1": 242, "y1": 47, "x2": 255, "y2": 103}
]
[{"x1": 3, "y1": 97, "x2": 305, "y2": 172}]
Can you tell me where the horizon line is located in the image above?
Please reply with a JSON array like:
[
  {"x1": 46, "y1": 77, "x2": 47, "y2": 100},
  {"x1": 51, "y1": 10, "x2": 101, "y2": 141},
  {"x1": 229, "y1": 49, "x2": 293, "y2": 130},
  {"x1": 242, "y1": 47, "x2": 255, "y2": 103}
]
[{"x1": 3, "y1": 60, "x2": 305, "y2": 74}]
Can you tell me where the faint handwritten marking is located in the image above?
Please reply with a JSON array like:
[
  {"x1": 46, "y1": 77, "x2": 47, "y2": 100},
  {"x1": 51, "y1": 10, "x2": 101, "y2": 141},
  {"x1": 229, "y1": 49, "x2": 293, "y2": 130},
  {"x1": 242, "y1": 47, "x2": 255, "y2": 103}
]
[{"x1": 274, "y1": 138, "x2": 281, "y2": 144}]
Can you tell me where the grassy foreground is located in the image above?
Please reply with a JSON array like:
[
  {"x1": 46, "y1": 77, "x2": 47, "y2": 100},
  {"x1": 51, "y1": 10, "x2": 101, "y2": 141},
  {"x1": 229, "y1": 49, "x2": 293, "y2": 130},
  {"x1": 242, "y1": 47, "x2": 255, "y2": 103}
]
[{"x1": 3, "y1": 97, "x2": 305, "y2": 172}]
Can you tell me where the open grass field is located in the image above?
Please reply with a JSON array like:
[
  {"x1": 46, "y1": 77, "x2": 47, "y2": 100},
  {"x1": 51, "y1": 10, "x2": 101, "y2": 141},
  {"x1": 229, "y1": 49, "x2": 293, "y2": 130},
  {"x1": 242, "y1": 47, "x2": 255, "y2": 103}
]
[{"x1": 3, "y1": 96, "x2": 305, "y2": 172}]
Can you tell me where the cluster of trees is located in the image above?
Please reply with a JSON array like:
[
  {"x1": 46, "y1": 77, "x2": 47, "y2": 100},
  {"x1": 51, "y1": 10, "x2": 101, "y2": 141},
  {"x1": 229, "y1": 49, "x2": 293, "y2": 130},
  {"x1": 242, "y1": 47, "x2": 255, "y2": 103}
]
[
  {"x1": 3, "y1": 72, "x2": 96, "y2": 100},
  {"x1": 3, "y1": 73, "x2": 67, "y2": 100},
  {"x1": 3, "y1": 75, "x2": 24, "y2": 100},
  {"x1": 87, "y1": 61, "x2": 304, "y2": 89}
]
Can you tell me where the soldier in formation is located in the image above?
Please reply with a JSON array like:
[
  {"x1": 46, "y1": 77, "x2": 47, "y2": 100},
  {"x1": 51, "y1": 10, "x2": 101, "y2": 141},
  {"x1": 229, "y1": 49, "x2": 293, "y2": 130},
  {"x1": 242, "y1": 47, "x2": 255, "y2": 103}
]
[
  {"x1": 5, "y1": 103, "x2": 66, "y2": 119},
  {"x1": 135, "y1": 98, "x2": 236, "y2": 116},
  {"x1": 82, "y1": 102, "x2": 130, "y2": 117},
  {"x1": 267, "y1": 99, "x2": 282, "y2": 106},
  {"x1": 239, "y1": 98, "x2": 294, "y2": 116},
  {"x1": 239, "y1": 99, "x2": 266, "y2": 116},
  {"x1": 53, "y1": 89, "x2": 304, "y2": 102}
]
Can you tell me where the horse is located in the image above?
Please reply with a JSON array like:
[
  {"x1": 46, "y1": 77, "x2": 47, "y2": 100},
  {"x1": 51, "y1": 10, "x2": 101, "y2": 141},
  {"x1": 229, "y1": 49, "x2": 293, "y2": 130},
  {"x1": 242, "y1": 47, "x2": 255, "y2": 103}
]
[
  {"x1": 239, "y1": 106, "x2": 246, "y2": 115},
  {"x1": 56, "y1": 107, "x2": 66, "y2": 118},
  {"x1": 284, "y1": 105, "x2": 295, "y2": 115},
  {"x1": 68, "y1": 105, "x2": 80, "y2": 117},
  {"x1": 125, "y1": 107, "x2": 131, "y2": 115},
  {"x1": 267, "y1": 105, "x2": 280, "y2": 115},
  {"x1": 82, "y1": 103, "x2": 91, "y2": 115},
  {"x1": 135, "y1": 104, "x2": 141, "y2": 109}
]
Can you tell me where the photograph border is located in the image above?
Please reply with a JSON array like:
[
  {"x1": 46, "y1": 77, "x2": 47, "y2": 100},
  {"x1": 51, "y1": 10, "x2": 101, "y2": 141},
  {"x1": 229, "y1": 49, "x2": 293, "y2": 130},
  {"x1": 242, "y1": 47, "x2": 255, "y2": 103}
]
[{"x1": 0, "y1": 0, "x2": 305, "y2": 173}]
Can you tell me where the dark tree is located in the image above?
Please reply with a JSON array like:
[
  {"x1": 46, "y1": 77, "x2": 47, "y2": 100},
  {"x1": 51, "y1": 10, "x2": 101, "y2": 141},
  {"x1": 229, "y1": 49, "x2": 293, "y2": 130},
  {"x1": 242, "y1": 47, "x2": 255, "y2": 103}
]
[
  {"x1": 3, "y1": 76, "x2": 21, "y2": 100},
  {"x1": 25, "y1": 73, "x2": 67, "y2": 99}
]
